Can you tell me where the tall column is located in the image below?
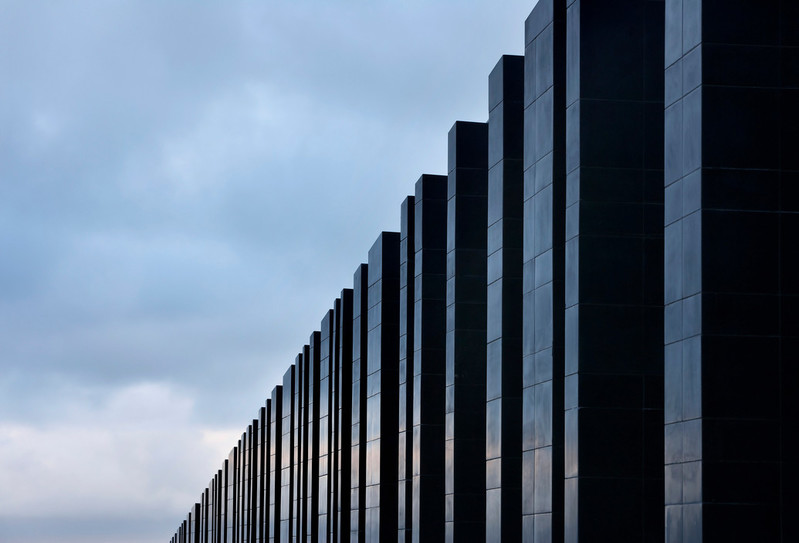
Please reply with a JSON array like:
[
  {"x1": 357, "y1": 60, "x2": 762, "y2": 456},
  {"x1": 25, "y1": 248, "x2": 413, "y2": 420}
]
[
  {"x1": 563, "y1": 1, "x2": 664, "y2": 541},
  {"x1": 485, "y1": 54, "x2": 524, "y2": 543},
  {"x1": 229, "y1": 449, "x2": 236, "y2": 543},
  {"x1": 281, "y1": 365, "x2": 296, "y2": 543},
  {"x1": 445, "y1": 121, "x2": 488, "y2": 543},
  {"x1": 398, "y1": 196, "x2": 415, "y2": 543},
  {"x1": 364, "y1": 232, "x2": 401, "y2": 541},
  {"x1": 663, "y1": 1, "x2": 798, "y2": 541},
  {"x1": 270, "y1": 387, "x2": 283, "y2": 543},
  {"x1": 521, "y1": 2, "x2": 567, "y2": 541},
  {"x1": 319, "y1": 310, "x2": 335, "y2": 542},
  {"x1": 350, "y1": 265, "x2": 368, "y2": 543},
  {"x1": 411, "y1": 174, "x2": 448, "y2": 543},
  {"x1": 260, "y1": 403, "x2": 271, "y2": 543},
  {"x1": 306, "y1": 333, "x2": 321, "y2": 543},
  {"x1": 258, "y1": 405, "x2": 269, "y2": 543},
  {"x1": 335, "y1": 289, "x2": 353, "y2": 542},
  {"x1": 295, "y1": 350, "x2": 307, "y2": 543}
]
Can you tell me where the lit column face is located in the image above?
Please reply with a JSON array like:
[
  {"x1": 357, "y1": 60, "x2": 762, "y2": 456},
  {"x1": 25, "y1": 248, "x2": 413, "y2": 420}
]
[
  {"x1": 521, "y1": 2, "x2": 567, "y2": 541},
  {"x1": 364, "y1": 232, "x2": 401, "y2": 542},
  {"x1": 485, "y1": 53, "x2": 524, "y2": 543},
  {"x1": 280, "y1": 365, "x2": 295, "y2": 543},
  {"x1": 350, "y1": 264, "x2": 368, "y2": 543},
  {"x1": 269, "y1": 387, "x2": 282, "y2": 543},
  {"x1": 318, "y1": 310, "x2": 334, "y2": 542}
]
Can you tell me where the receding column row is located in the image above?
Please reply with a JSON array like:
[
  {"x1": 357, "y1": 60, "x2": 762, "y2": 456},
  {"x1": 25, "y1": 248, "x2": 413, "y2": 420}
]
[{"x1": 171, "y1": 2, "x2": 796, "y2": 542}]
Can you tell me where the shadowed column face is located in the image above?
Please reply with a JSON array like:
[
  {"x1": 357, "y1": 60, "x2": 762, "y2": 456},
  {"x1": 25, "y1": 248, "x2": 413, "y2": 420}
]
[
  {"x1": 410, "y1": 174, "x2": 448, "y2": 543},
  {"x1": 485, "y1": 53, "x2": 524, "y2": 543},
  {"x1": 663, "y1": 2, "x2": 799, "y2": 542},
  {"x1": 445, "y1": 120, "x2": 488, "y2": 543},
  {"x1": 521, "y1": 2, "x2": 567, "y2": 541},
  {"x1": 364, "y1": 232, "x2": 401, "y2": 542},
  {"x1": 563, "y1": 1, "x2": 664, "y2": 541}
]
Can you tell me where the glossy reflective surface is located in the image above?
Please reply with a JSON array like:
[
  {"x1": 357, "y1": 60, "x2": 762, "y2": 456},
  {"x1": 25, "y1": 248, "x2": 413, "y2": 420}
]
[{"x1": 169, "y1": 3, "x2": 796, "y2": 542}]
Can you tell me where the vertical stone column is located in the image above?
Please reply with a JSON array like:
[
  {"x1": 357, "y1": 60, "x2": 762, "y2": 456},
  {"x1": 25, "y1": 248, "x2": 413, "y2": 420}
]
[
  {"x1": 270, "y1": 387, "x2": 282, "y2": 543},
  {"x1": 306, "y1": 333, "x2": 321, "y2": 543},
  {"x1": 350, "y1": 265, "x2": 369, "y2": 543},
  {"x1": 237, "y1": 437, "x2": 244, "y2": 543},
  {"x1": 521, "y1": 2, "x2": 567, "y2": 541},
  {"x1": 228, "y1": 451, "x2": 235, "y2": 543},
  {"x1": 296, "y1": 349, "x2": 307, "y2": 543},
  {"x1": 249, "y1": 419, "x2": 258, "y2": 543},
  {"x1": 261, "y1": 403, "x2": 271, "y2": 543},
  {"x1": 485, "y1": 54, "x2": 524, "y2": 543},
  {"x1": 281, "y1": 365, "x2": 296, "y2": 543},
  {"x1": 398, "y1": 197, "x2": 415, "y2": 543},
  {"x1": 364, "y1": 232, "x2": 401, "y2": 541},
  {"x1": 411, "y1": 174, "x2": 448, "y2": 543},
  {"x1": 663, "y1": 1, "x2": 798, "y2": 541},
  {"x1": 258, "y1": 406, "x2": 268, "y2": 543},
  {"x1": 445, "y1": 121, "x2": 488, "y2": 543},
  {"x1": 563, "y1": 1, "x2": 664, "y2": 541},
  {"x1": 336, "y1": 289, "x2": 354, "y2": 542},
  {"x1": 319, "y1": 310, "x2": 334, "y2": 542}
]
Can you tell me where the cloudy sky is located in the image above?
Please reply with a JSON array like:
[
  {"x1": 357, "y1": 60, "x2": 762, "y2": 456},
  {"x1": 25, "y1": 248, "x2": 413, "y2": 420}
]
[{"x1": 0, "y1": 1, "x2": 535, "y2": 541}]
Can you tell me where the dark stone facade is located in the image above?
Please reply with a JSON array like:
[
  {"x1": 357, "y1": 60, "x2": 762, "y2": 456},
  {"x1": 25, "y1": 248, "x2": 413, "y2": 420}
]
[{"x1": 170, "y1": 2, "x2": 797, "y2": 542}]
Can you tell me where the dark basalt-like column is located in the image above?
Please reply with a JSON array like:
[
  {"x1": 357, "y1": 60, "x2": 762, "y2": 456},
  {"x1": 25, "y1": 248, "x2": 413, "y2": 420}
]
[
  {"x1": 270, "y1": 387, "x2": 282, "y2": 543},
  {"x1": 350, "y1": 265, "x2": 368, "y2": 543},
  {"x1": 319, "y1": 310, "x2": 334, "y2": 542},
  {"x1": 260, "y1": 403, "x2": 271, "y2": 543},
  {"x1": 485, "y1": 53, "x2": 524, "y2": 543},
  {"x1": 281, "y1": 365, "x2": 296, "y2": 543},
  {"x1": 398, "y1": 196, "x2": 415, "y2": 543},
  {"x1": 563, "y1": 1, "x2": 664, "y2": 541},
  {"x1": 521, "y1": 2, "x2": 567, "y2": 542},
  {"x1": 306, "y1": 333, "x2": 321, "y2": 543},
  {"x1": 236, "y1": 438, "x2": 243, "y2": 543},
  {"x1": 663, "y1": 1, "x2": 798, "y2": 541},
  {"x1": 411, "y1": 174, "x2": 448, "y2": 543},
  {"x1": 444, "y1": 121, "x2": 488, "y2": 543},
  {"x1": 229, "y1": 448, "x2": 237, "y2": 543},
  {"x1": 364, "y1": 232, "x2": 401, "y2": 542},
  {"x1": 335, "y1": 290, "x2": 353, "y2": 542},
  {"x1": 294, "y1": 348, "x2": 308, "y2": 543}
]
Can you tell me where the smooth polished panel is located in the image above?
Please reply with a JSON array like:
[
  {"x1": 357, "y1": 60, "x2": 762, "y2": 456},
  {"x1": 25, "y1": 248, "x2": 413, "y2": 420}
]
[
  {"x1": 364, "y1": 232, "x2": 401, "y2": 542},
  {"x1": 411, "y1": 174, "x2": 448, "y2": 543},
  {"x1": 445, "y1": 120, "x2": 488, "y2": 543},
  {"x1": 336, "y1": 290, "x2": 354, "y2": 542},
  {"x1": 564, "y1": 1, "x2": 664, "y2": 541},
  {"x1": 663, "y1": 1, "x2": 797, "y2": 541},
  {"x1": 398, "y1": 197, "x2": 415, "y2": 543},
  {"x1": 486, "y1": 54, "x2": 524, "y2": 543},
  {"x1": 351, "y1": 264, "x2": 368, "y2": 543},
  {"x1": 522, "y1": 2, "x2": 567, "y2": 541}
]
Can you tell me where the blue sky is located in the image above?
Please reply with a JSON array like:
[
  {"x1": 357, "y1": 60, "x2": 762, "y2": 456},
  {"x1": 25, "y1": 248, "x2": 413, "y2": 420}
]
[{"x1": 0, "y1": 1, "x2": 535, "y2": 541}]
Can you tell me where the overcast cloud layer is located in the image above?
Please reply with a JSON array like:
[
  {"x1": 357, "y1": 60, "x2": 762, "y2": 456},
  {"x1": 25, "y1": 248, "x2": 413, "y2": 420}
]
[{"x1": 0, "y1": 1, "x2": 535, "y2": 541}]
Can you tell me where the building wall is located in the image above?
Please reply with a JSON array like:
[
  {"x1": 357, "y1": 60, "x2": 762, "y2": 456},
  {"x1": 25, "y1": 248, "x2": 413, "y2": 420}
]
[{"x1": 170, "y1": 3, "x2": 796, "y2": 542}]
